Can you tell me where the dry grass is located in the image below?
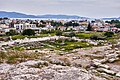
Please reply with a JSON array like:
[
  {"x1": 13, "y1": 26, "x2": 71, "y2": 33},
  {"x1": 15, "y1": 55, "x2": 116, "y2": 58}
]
[
  {"x1": 59, "y1": 57, "x2": 71, "y2": 66},
  {"x1": 0, "y1": 50, "x2": 44, "y2": 64}
]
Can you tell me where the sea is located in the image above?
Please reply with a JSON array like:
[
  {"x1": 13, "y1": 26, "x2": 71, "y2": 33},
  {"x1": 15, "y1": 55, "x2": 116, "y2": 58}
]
[{"x1": 11, "y1": 18, "x2": 93, "y2": 21}]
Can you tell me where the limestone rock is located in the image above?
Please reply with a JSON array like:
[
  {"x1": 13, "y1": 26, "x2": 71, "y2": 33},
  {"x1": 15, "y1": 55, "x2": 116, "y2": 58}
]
[
  {"x1": 116, "y1": 72, "x2": 120, "y2": 77},
  {"x1": 97, "y1": 68, "x2": 116, "y2": 75}
]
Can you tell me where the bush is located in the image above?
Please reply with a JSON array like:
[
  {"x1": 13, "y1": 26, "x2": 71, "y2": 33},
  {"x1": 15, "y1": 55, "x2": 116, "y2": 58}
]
[
  {"x1": 69, "y1": 32, "x2": 76, "y2": 37},
  {"x1": 41, "y1": 29, "x2": 56, "y2": 34},
  {"x1": 41, "y1": 30, "x2": 48, "y2": 34},
  {"x1": 0, "y1": 52, "x2": 7, "y2": 62},
  {"x1": 56, "y1": 30, "x2": 62, "y2": 36},
  {"x1": 90, "y1": 35, "x2": 106, "y2": 40},
  {"x1": 90, "y1": 35, "x2": 98, "y2": 40},
  {"x1": 64, "y1": 32, "x2": 76, "y2": 37},
  {"x1": 104, "y1": 32, "x2": 114, "y2": 37},
  {"x1": 22, "y1": 29, "x2": 35, "y2": 36}
]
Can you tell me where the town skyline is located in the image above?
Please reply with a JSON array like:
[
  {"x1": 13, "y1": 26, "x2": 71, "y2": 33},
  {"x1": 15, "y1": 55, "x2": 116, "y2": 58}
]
[{"x1": 0, "y1": 0, "x2": 120, "y2": 18}]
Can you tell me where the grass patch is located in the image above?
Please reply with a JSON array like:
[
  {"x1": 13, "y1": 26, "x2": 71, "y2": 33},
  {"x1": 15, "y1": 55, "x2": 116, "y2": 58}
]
[
  {"x1": 43, "y1": 39, "x2": 93, "y2": 51},
  {"x1": 76, "y1": 32, "x2": 104, "y2": 39},
  {"x1": 11, "y1": 46, "x2": 25, "y2": 51}
]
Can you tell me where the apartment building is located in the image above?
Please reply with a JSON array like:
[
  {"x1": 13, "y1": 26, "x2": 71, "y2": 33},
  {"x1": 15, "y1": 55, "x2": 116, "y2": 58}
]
[{"x1": 14, "y1": 23, "x2": 41, "y2": 33}]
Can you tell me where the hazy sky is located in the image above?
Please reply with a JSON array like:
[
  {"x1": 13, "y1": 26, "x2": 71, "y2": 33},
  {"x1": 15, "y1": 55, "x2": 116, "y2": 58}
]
[{"x1": 0, "y1": 0, "x2": 120, "y2": 18}]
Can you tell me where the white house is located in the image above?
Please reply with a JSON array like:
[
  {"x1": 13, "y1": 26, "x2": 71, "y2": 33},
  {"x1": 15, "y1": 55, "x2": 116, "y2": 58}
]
[{"x1": 14, "y1": 23, "x2": 41, "y2": 33}]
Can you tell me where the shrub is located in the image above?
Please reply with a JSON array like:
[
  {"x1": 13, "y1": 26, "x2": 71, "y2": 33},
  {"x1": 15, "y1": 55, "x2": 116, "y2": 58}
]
[
  {"x1": 64, "y1": 32, "x2": 76, "y2": 37},
  {"x1": 0, "y1": 52, "x2": 7, "y2": 62},
  {"x1": 90, "y1": 35, "x2": 106, "y2": 40},
  {"x1": 59, "y1": 57, "x2": 71, "y2": 66},
  {"x1": 41, "y1": 30, "x2": 48, "y2": 34},
  {"x1": 56, "y1": 30, "x2": 62, "y2": 36},
  {"x1": 41, "y1": 29, "x2": 56, "y2": 34},
  {"x1": 0, "y1": 51, "x2": 43, "y2": 64},
  {"x1": 90, "y1": 35, "x2": 99, "y2": 40},
  {"x1": 104, "y1": 32, "x2": 114, "y2": 37},
  {"x1": 69, "y1": 32, "x2": 76, "y2": 37},
  {"x1": 22, "y1": 29, "x2": 35, "y2": 36}
]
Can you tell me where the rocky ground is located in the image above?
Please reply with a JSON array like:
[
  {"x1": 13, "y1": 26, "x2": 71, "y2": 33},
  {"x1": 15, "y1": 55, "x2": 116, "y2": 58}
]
[
  {"x1": 0, "y1": 35, "x2": 120, "y2": 80},
  {"x1": 0, "y1": 44, "x2": 120, "y2": 80}
]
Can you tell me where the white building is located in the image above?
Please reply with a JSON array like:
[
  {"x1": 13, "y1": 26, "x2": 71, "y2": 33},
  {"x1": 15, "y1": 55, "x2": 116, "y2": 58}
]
[{"x1": 14, "y1": 23, "x2": 41, "y2": 33}]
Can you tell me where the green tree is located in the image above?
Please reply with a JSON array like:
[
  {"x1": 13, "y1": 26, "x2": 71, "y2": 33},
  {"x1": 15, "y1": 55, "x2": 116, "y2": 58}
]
[
  {"x1": 40, "y1": 20, "x2": 46, "y2": 24},
  {"x1": 51, "y1": 21, "x2": 63, "y2": 27},
  {"x1": 115, "y1": 23, "x2": 120, "y2": 28},
  {"x1": 22, "y1": 29, "x2": 35, "y2": 36},
  {"x1": 105, "y1": 20, "x2": 120, "y2": 28},
  {"x1": 86, "y1": 23, "x2": 92, "y2": 31},
  {"x1": 64, "y1": 21, "x2": 79, "y2": 27}
]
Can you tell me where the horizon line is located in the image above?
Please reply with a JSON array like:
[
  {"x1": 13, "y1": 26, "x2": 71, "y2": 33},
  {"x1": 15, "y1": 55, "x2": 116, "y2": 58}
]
[{"x1": 0, "y1": 10, "x2": 120, "y2": 19}]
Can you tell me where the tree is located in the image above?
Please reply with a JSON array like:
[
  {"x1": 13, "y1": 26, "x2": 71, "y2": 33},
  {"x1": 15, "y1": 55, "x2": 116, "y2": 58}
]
[
  {"x1": 40, "y1": 20, "x2": 46, "y2": 24},
  {"x1": 51, "y1": 21, "x2": 62, "y2": 27},
  {"x1": 3, "y1": 17, "x2": 9, "y2": 19},
  {"x1": 105, "y1": 20, "x2": 120, "y2": 28},
  {"x1": 64, "y1": 21, "x2": 79, "y2": 27},
  {"x1": 6, "y1": 30, "x2": 18, "y2": 36},
  {"x1": 111, "y1": 20, "x2": 119, "y2": 23},
  {"x1": 86, "y1": 23, "x2": 92, "y2": 31},
  {"x1": 56, "y1": 30, "x2": 62, "y2": 36},
  {"x1": 22, "y1": 29, "x2": 35, "y2": 36},
  {"x1": 115, "y1": 23, "x2": 120, "y2": 28}
]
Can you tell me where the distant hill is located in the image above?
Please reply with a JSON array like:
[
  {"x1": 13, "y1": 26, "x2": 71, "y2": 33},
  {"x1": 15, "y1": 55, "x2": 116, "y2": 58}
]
[
  {"x1": 38, "y1": 14, "x2": 80, "y2": 19},
  {"x1": 1, "y1": 11, "x2": 120, "y2": 20},
  {"x1": 0, "y1": 11, "x2": 38, "y2": 18},
  {"x1": 102, "y1": 17, "x2": 120, "y2": 20},
  {"x1": 0, "y1": 11, "x2": 88, "y2": 19}
]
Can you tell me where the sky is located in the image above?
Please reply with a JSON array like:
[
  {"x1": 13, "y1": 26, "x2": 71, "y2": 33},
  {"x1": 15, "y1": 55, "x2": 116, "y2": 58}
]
[{"x1": 0, "y1": 0, "x2": 120, "y2": 18}]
